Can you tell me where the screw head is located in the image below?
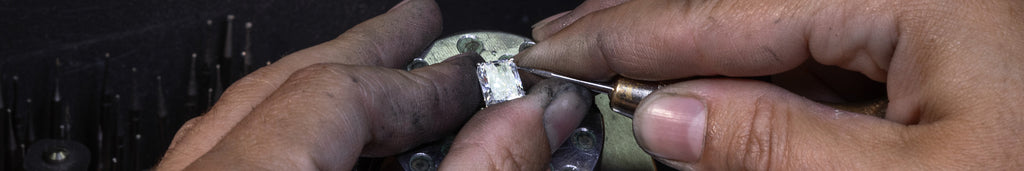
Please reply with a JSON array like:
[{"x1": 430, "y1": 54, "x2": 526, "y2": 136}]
[
  {"x1": 571, "y1": 127, "x2": 596, "y2": 151},
  {"x1": 409, "y1": 153, "x2": 434, "y2": 171},
  {"x1": 519, "y1": 41, "x2": 536, "y2": 52},
  {"x1": 498, "y1": 54, "x2": 514, "y2": 60},
  {"x1": 407, "y1": 58, "x2": 429, "y2": 70},
  {"x1": 456, "y1": 35, "x2": 484, "y2": 54}
]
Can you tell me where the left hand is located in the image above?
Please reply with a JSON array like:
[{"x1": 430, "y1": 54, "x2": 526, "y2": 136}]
[{"x1": 155, "y1": 0, "x2": 592, "y2": 170}]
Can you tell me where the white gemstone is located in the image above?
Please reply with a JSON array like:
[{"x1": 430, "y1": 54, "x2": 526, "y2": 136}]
[{"x1": 477, "y1": 59, "x2": 525, "y2": 106}]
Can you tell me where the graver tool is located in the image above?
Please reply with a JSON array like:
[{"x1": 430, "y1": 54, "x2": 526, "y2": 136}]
[{"x1": 517, "y1": 67, "x2": 888, "y2": 118}]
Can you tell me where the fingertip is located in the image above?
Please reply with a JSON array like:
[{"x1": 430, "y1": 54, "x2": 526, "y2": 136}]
[
  {"x1": 408, "y1": 53, "x2": 486, "y2": 116},
  {"x1": 442, "y1": 80, "x2": 592, "y2": 169},
  {"x1": 365, "y1": 0, "x2": 442, "y2": 68},
  {"x1": 418, "y1": 53, "x2": 484, "y2": 73},
  {"x1": 536, "y1": 80, "x2": 594, "y2": 153},
  {"x1": 387, "y1": 0, "x2": 412, "y2": 13},
  {"x1": 387, "y1": 0, "x2": 439, "y2": 17},
  {"x1": 532, "y1": 11, "x2": 570, "y2": 29},
  {"x1": 532, "y1": 0, "x2": 632, "y2": 41},
  {"x1": 390, "y1": 0, "x2": 442, "y2": 37},
  {"x1": 532, "y1": 11, "x2": 572, "y2": 41},
  {"x1": 634, "y1": 79, "x2": 907, "y2": 170},
  {"x1": 515, "y1": 40, "x2": 617, "y2": 82},
  {"x1": 634, "y1": 93, "x2": 707, "y2": 163},
  {"x1": 421, "y1": 53, "x2": 484, "y2": 88},
  {"x1": 441, "y1": 85, "x2": 552, "y2": 169}
]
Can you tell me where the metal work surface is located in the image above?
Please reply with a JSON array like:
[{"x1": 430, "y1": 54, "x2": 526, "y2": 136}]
[{"x1": 418, "y1": 31, "x2": 536, "y2": 65}]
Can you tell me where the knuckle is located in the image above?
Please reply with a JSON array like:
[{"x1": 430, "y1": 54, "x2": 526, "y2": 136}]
[
  {"x1": 726, "y1": 94, "x2": 788, "y2": 169},
  {"x1": 334, "y1": 29, "x2": 377, "y2": 46},
  {"x1": 286, "y1": 63, "x2": 363, "y2": 89},
  {"x1": 234, "y1": 66, "x2": 278, "y2": 86},
  {"x1": 167, "y1": 116, "x2": 205, "y2": 149},
  {"x1": 291, "y1": 63, "x2": 343, "y2": 79},
  {"x1": 180, "y1": 116, "x2": 202, "y2": 130},
  {"x1": 278, "y1": 63, "x2": 369, "y2": 113},
  {"x1": 177, "y1": 116, "x2": 205, "y2": 136}
]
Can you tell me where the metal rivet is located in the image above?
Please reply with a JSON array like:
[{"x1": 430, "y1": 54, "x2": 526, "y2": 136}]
[
  {"x1": 498, "y1": 54, "x2": 514, "y2": 60},
  {"x1": 407, "y1": 58, "x2": 429, "y2": 70},
  {"x1": 519, "y1": 41, "x2": 536, "y2": 52},
  {"x1": 571, "y1": 128, "x2": 596, "y2": 151},
  {"x1": 456, "y1": 35, "x2": 484, "y2": 54},
  {"x1": 409, "y1": 153, "x2": 434, "y2": 171}
]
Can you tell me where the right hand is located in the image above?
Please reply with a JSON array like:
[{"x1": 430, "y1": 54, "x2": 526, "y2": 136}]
[{"x1": 517, "y1": 0, "x2": 1024, "y2": 169}]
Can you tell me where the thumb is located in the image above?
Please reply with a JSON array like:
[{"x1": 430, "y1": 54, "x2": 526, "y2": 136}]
[
  {"x1": 633, "y1": 79, "x2": 905, "y2": 170},
  {"x1": 441, "y1": 79, "x2": 593, "y2": 170}
]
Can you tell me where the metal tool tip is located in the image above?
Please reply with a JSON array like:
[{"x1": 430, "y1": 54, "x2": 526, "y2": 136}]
[
  {"x1": 515, "y1": 67, "x2": 615, "y2": 93},
  {"x1": 515, "y1": 66, "x2": 550, "y2": 78}
]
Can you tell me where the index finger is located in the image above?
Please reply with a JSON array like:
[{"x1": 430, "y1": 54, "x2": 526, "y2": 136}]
[
  {"x1": 516, "y1": 0, "x2": 895, "y2": 82},
  {"x1": 158, "y1": 0, "x2": 442, "y2": 169},
  {"x1": 441, "y1": 80, "x2": 593, "y2": 170}
]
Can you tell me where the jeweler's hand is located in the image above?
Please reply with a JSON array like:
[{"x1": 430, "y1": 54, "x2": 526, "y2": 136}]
[
  {"x1": 156, "y1": 0, "x2": 591, "y2": 170},
  {"x1": 519, "y1": 0, "x2": 1024, "y2": 169}
]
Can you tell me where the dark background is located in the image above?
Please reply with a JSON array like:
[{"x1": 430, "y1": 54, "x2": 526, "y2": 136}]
[{"x1": 0, "y1": 0, "x2": 582, "y2": 170}]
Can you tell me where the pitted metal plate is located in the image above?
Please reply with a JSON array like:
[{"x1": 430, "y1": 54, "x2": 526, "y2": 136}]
[
  {"x1": 407, "y1": 31, "x2": 533, "y2": 106},
  {"x1": 409, "y1": 31, "x2": 534, "y2": 69}
]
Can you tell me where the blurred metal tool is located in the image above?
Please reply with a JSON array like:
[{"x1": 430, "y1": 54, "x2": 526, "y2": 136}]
[
  {"x1": 517, "y1": 67, "x2": 663, "y2": 118},
  {"x1": 517, "y1": 67, "x2": 888, "y2": 118}
]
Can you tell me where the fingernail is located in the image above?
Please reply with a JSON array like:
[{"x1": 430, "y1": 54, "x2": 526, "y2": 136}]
[
  {"x1": 388, "y1": 0, "x2": 412, "y2": 13},
  {"x1": 532, "y1": 11, "x2": 571, "y2": 29},
  {"x1": 538, "y1": 80, "x2": 592, "y2": 153},
  {"x1": 634, "y1": 94, "x2": 707, "y2": 163}
]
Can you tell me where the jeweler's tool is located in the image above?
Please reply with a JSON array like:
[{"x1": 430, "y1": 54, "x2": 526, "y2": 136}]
[
  {"x1": 516, "y1": 66, "x2": 662, "y2": 118},
  {"x1": 517, "y1": 67, "x2": 888, "y2": 118}
]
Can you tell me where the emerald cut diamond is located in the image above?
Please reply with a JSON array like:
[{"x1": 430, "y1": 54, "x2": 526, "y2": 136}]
[{"x1": 477, "y1": 59, "x2": 525, "y2": 106}]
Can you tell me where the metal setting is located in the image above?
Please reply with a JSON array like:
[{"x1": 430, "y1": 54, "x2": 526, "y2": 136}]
[
  {"x1": 409, "y1": 31, "x2": 535, "y2": 67},
  {"x1": 400, "y1": 31, "x2": 602, "y2": 171}
]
